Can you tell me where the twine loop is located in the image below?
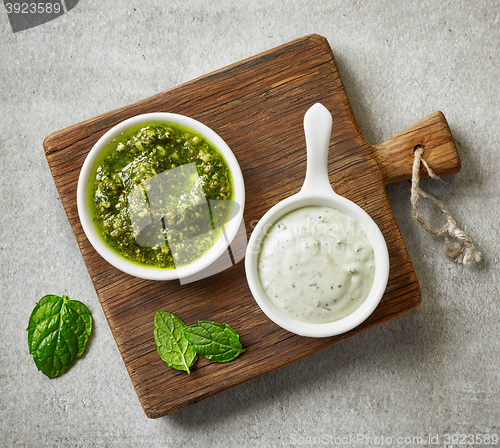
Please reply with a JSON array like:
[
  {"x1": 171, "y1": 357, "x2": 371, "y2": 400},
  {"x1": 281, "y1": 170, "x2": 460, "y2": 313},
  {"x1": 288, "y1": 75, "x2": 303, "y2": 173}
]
[{"x1": 410, "y1": 145, "x2": 481, "y2": 265}]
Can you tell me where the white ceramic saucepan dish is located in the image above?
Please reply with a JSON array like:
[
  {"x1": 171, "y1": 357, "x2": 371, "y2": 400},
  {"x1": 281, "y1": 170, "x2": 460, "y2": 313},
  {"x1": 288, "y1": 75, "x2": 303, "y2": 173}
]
[
  {"x1": 245, "y1": 103, "x2": 389, "y2": 337},
  {"x1": 77, "y1": 112, "x2": 245, "y2": 281}
]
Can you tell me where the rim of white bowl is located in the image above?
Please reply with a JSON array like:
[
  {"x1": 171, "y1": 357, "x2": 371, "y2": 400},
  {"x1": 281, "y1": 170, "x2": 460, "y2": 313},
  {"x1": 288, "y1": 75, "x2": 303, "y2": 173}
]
[
  {"x1": 77, "y1": 112, "x2": 245, "y2": 281},
  {"x1": 245, "y1": 192, "x2": 389, "y2": 338}
]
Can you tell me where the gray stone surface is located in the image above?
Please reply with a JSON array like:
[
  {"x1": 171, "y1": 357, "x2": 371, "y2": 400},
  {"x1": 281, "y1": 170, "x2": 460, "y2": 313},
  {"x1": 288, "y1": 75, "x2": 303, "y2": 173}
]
[{"x1": 1, "y1": 1, "x2": 499, "y2": 446}]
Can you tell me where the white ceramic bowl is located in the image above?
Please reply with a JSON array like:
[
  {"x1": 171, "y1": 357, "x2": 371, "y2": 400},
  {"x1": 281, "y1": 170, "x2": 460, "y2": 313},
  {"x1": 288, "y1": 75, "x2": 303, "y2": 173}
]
[
  {"x1": 77, "y1": 112, "x2": 245, "y2": 281},
  {"x1": 245, "y1": 104, "x2": 389, "y2": 337}
]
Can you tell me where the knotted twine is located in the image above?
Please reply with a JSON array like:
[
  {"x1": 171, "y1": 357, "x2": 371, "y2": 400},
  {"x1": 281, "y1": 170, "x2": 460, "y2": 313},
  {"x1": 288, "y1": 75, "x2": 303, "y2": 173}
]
[{"x1": 410, "y1": 145, "x2": 481, "y2": 265}]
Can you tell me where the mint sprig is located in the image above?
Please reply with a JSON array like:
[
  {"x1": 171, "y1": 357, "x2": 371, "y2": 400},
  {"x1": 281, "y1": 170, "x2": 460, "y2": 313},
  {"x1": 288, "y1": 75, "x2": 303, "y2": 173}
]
[
  {"x1": 27, "y1": 294, "x2": 92, "y2": 378},
  {"x1": 154, "y1": 312, "x2": 245, "y2": 373}
]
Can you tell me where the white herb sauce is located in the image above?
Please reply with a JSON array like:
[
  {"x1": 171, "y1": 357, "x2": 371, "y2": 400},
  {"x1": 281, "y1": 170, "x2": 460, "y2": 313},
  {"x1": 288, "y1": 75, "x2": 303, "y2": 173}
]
[{"x1": 258, "y1": 206, "x2": 375, "y2": 323}]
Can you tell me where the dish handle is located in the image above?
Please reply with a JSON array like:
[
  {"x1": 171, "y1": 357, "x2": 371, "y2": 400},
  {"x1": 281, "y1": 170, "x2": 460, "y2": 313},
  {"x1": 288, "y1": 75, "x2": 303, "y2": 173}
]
[{"x1": 300, "y1": 103, "x2": 336, "y2": 195}]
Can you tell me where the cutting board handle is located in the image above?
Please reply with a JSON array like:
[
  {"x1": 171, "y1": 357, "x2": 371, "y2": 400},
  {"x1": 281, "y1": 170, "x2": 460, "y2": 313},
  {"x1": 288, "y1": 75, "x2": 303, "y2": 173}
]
[{"x1": 373, "y1": 111, "x2": 461, "y2": 185}]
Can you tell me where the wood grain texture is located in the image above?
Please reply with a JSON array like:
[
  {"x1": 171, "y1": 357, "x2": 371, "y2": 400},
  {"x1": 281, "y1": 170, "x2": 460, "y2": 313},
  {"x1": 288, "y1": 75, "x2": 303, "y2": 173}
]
[{"x1": 43, "y1": 35, "x2": 460, "y2": 418}]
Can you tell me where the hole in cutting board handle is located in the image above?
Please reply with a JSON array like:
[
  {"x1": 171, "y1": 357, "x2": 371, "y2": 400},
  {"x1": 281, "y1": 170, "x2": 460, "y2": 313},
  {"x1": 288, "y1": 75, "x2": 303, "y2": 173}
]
[{"x1": 373, "y1": 111, "x2": 460, "y2": 185}]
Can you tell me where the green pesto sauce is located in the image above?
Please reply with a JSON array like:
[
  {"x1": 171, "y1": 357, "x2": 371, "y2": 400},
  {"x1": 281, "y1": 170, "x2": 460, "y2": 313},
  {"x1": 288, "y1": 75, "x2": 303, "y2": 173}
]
[{"x1": 88, "y1": 121, "x2": 234, "y2": 269}]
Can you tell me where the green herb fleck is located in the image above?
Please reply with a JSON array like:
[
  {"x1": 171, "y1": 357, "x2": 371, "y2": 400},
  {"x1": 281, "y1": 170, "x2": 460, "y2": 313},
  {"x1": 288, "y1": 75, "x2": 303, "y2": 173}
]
[{"x1": 27, "y1": 294, "x2": 92, "y2": 378}]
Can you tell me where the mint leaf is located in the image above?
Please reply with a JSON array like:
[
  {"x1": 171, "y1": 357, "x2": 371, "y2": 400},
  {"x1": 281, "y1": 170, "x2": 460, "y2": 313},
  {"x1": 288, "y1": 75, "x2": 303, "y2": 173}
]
[
  {"x1": 27, "y1": 294, "x2": 92, "y2": 378},
  {"x1": 154, "y1": 311, "x2": 198, "y2": 374},
  {"x1": 183, "y1": 321, "x2": 245, "y2": 363}
]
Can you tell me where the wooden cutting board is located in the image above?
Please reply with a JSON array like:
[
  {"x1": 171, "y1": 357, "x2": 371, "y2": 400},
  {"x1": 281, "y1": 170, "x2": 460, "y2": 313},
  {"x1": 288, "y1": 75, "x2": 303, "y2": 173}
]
[{"x1": 43, "y1": 34, "x2": 460, "y2": 418}]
